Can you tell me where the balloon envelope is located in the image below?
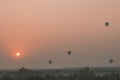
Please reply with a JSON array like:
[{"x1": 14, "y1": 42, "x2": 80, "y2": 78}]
[
  {"x1": 109, "y1": 59, "x2": 113, "y2": 64},
  {"x1": 105, "y1": 22, "x2": 109, "y2": 26},
  {"x1": 67, "y1": 51, "x2": 71, "y2": 55},
  {"x1": 48, "y1": 60, "x2": 52, "y2": 64}
]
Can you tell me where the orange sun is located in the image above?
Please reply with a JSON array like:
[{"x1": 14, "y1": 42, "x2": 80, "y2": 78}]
[{"x1": 16, "y1": 52, "x2": 20, "y2": 57}]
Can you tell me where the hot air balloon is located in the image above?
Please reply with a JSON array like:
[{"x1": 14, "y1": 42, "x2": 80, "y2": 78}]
[
  {"x1": 105, "y1": 22, "x2": 109, "y2": 27},
  {"x1": 109, "y1": 59, "x2": 113, "y2": 64},
  {"x1": 67, "y1": 51, "x2": 71, "y2": 56},
  {"x1": 48, "y1": 60, "x2": 52, "y2": 64}
]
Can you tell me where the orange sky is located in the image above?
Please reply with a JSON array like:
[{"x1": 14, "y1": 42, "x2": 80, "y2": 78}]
[{"x1": 0, "y1": 0, "x2": 120, "y2": 69}]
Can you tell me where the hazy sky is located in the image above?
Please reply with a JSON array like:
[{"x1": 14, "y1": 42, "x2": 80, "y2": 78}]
[{"x1": 0, "y1": 0, "x2": 120, "y2": 69}]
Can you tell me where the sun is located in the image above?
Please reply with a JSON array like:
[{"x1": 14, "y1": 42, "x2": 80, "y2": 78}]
[{"x1": 16, "y1": 52, "x2": 20, "y2": 57}]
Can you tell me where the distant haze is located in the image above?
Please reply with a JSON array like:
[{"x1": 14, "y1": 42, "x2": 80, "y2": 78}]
[{"x1": 0, "y1": 0, "x2": 120, "y2": 69}]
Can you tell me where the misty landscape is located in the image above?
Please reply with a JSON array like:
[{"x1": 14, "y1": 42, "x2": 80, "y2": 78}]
[
  {"x1": 0, "y1": 0, "x2": 120, "y2": 80},
  {"x1": 0, "y1": 67, "x2": 120, "y2": 80}
]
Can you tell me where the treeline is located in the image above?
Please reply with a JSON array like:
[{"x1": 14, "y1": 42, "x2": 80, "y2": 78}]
[{"x1": 0, "y1": 67, "x2": 120, "y2": 80}]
